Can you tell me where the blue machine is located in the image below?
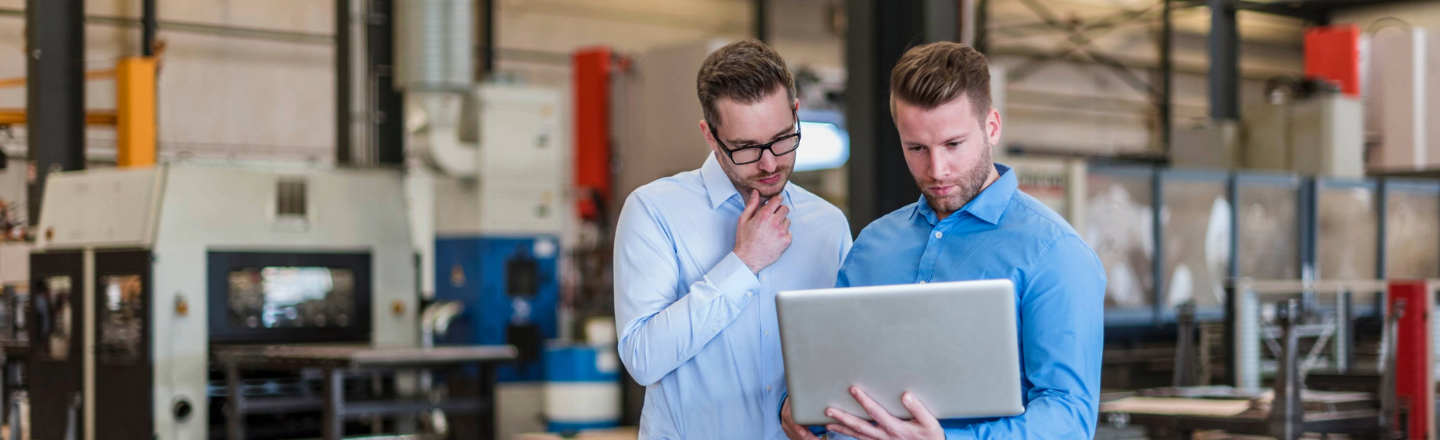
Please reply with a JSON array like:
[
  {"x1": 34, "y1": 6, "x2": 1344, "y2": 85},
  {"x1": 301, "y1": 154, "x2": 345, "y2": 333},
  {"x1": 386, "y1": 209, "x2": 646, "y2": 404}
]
[{"x1": 435, "y1": 235, "x2": 560, "y2": 382}]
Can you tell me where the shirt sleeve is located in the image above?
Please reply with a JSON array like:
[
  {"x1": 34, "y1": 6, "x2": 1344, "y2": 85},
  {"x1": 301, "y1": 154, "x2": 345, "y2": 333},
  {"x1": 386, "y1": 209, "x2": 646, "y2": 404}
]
[
  {"x1": 613, "y1": 192, "x2": 763, "y2": 386},
  {"x1": 944, "y1": 234, "x2": 1107, "y2": 439}
]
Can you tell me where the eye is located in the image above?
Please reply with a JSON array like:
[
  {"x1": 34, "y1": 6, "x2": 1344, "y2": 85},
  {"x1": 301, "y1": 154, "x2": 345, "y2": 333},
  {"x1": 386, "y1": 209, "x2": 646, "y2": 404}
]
[
  {"x1": 946, "y1": 142, "x2": 961, "y2": 148},
  {"x1": 907, "y1": 145, "x2": 925, "y2": 152}
]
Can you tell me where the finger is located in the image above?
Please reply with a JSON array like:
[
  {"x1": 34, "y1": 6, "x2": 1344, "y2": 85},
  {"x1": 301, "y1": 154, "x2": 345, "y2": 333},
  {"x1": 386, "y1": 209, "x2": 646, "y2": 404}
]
[
  {"x1": 791, "y1": 427, "x2": 822, "y2": 440},
  {"x1": 901, "y1": 392, "x2": 941, "y2": 430},
  {"x1": 774, "y1": 204, "x2": 791, "y2": 220},
  {"x1": 826, "y1": 407, "x2": 886, "y2": 440},
  {"x1": 766, "y1": 193, "x2": 786, "y2": 214},
  {"x1": 826, "y1": 423, "x2": 878, "y2": 440},
  {"x1": 741, "y1": 189, "x2": 761, "y2": 219},
  {"x1": 782, "y1": 218, "x2": 792, "y2": 230},
  {"x1": 850, "y1": 387, "x2": 902, "y2": 430}
]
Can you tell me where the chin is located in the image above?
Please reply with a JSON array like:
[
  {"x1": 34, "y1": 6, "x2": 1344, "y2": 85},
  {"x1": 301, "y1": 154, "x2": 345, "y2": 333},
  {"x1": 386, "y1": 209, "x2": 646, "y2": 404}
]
[
  {"x1": 924, "y1": 193, "x2": 964, "y2": 212},
  {"x1": 750, "y1": 180, "x2": 788, "y2": 197}
]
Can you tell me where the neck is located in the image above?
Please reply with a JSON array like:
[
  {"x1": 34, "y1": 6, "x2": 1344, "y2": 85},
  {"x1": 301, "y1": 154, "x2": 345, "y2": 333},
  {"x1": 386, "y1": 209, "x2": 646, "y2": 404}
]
[{"x1": 932, "y1": 164, "x2": 1002, "y2": 222}]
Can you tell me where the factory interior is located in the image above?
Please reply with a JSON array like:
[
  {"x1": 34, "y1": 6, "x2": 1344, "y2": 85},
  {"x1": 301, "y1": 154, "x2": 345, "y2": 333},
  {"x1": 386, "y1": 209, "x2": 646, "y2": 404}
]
[{"x1": 4, "y1": 0, "x2": 1440, "y2": 439}]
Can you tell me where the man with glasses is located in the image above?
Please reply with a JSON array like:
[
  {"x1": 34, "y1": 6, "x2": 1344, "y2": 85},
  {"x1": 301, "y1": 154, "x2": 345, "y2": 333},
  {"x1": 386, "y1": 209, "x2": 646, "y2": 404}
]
[{"x1": 614, "y1": 40, "x2": 853, "y2": 439}]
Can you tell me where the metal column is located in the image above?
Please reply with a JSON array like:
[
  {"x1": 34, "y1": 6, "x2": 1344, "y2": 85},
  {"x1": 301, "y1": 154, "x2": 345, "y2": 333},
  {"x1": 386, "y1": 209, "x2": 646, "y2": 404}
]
[
  {"x1": 844, "y1": 0, "x2": 955, "y2": 232},
  {"x1": 1207, "y1": 0, "x2": 1239, "y2": 121},
  {"x1": 26, "y1": 0, "x2": 88, "y2": 225},
  {"x1": 753, "y1": 0, "x2": 769, "y2": 43},
  {"x1": 367, "y1": 0, "x2": 403, "y2": 165},
  {"x1": 336, "y1": 0, "x2": 352, "y2": 165},
  {"x1": 141, "y1": 0, "x2": 156, "y2": 56},
  {"x1": 1159, "y1": 0, "x2": 1173, "y2": 156},
  {"x1": 478, "y1": 0, "x2": 495, "y2": 78}
]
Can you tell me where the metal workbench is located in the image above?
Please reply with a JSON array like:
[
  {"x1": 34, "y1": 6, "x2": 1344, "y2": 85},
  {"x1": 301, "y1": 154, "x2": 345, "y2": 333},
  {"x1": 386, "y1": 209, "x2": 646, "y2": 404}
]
[
  {"x1": 1102, "y1": 299, "x2": 1397, "y2": 439},
  {"x1": 212, "y1": 343, "x2": 518, "y2": 440}
]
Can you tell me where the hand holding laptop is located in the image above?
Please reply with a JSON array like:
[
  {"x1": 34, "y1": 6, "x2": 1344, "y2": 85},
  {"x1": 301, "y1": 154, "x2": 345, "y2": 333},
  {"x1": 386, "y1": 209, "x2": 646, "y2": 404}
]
[
  {"x1": 822, "y1": 387, "x2": 944, "y2": 440},
  {"x1": 776, "y1": 280, "x2": 1024, "y2": 439}
]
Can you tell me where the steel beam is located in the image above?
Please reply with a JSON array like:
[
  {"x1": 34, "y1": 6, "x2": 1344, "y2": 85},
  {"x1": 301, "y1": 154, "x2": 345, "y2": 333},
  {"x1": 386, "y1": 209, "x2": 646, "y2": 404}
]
[
  {"x1": 141, "y1": 0, "x2": 156, "y2": 56},
  {"x1": 336, "y1": 0, "x2": 351, "y2": 165},
  {"x1": 26, "y1": 0, "x2": 87, "y2": 225},
  {"x1": 844, "y1": 0, "x2": 954, "y2": 232},
  {"x1": 367, "y1": 0, "x2": 403, "y2": 165},
  {"x1": 754, "y1": 0, "x2": 769, "y2": 43},
  {"x1": 1207, "y1": 0, "x2": 1239, "y2": 120}
]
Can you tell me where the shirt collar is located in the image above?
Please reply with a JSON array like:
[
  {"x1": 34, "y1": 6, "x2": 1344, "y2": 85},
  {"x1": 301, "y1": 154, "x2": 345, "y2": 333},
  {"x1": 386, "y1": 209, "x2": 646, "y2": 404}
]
[
  {"x1": 700, "y1": 153, "x2": 796, "y2": 211},
  {"x1": 911, "y1": 163, "x2": 1016, "y2": 226}
]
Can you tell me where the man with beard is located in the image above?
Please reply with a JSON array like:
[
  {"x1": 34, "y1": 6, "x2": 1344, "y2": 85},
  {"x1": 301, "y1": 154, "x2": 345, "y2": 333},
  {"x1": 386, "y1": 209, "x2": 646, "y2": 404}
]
[
  {"x1": 615, "y1": 40, "x2": 852, "y2": 439},
  {"x1": 779, "y1": 42, "x2": 1105, "y2": 440}
]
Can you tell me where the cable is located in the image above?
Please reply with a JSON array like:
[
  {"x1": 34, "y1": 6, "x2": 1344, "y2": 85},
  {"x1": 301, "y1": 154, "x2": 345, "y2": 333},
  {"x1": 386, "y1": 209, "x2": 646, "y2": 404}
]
[{"x1": 1366, "y1": 16, "x2": 1412, "y2": 34}]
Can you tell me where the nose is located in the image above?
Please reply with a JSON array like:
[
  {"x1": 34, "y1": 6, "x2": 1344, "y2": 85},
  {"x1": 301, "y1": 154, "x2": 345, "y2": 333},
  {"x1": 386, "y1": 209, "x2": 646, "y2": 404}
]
[
  {"x1": 756, "y1": 148, "x2": 778, "y2": 172},
  {"x1": 926, "y1": 148, "x2": 950, "y2": 180}
]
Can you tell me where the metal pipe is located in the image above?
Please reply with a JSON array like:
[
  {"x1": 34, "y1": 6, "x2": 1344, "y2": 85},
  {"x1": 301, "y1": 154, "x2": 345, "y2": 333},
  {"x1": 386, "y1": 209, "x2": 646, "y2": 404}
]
[
  {"x1": 1267, "y1": 298, "x2": 1302, "y2": 440},
  {"x1": 1151, "y1": 168, "x2": 1165, "y2": 325},
  {"x1": 0, "y1": 8, "x2": 333, "y2": 45},
  {"x1": 1334, "y1": 290, "x2": 1351, "y2": 373}
]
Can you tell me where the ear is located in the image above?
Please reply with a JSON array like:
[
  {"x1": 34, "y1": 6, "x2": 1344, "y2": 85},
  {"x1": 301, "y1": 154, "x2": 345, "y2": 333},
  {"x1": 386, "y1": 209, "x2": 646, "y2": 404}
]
[
  {"x1": 793, "y1": 98, "x2": 801, "y2": 113},
  {"x1": 985, "y1": 108, "x2": 1002, "y2": 147},
  {"x1": 700, "y1": 119, "x2": 722, "y2": 155}
]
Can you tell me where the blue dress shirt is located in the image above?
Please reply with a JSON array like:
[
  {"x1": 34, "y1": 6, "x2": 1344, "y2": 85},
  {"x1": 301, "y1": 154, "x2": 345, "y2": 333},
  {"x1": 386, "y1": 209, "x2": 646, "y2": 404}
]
[
  {"x1": 830, "y1": 163, "x2": 1106, "y2": 439},
  {"x1": 614, "y1": 154, "x2": 853, "y2": 440}
]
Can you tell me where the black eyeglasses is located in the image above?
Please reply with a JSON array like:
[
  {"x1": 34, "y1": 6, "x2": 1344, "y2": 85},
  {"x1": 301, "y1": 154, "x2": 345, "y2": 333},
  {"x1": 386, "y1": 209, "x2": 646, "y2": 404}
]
[{"x1": 711, "y1": 113, "x2": 802, "y2": 165}]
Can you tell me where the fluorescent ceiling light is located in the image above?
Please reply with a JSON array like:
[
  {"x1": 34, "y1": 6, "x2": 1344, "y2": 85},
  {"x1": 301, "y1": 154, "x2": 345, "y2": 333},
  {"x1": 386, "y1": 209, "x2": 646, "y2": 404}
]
[{"x1": 794, "y1": 121, "x2": 849, "y2": 171}]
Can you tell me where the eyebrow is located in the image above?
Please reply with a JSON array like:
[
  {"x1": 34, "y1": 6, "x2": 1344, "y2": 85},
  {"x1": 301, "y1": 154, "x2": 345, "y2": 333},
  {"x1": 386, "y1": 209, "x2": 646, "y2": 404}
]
[
  {"x1": 904, "y1": 135, "x2": 967, "y2": 148},
  {"x1": 729, "y1": 124, "x2": 795, "y2": 146}
]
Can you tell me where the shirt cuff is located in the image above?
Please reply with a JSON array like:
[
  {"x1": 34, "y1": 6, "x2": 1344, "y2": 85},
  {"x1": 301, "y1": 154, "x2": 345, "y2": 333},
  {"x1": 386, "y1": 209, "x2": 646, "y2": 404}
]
[
  {"x1": 944, "y1": 427, "x2": 979, "y2": 440},
  {"x1": 709, "y1": 251, "x2": 762, "y2": 305}
]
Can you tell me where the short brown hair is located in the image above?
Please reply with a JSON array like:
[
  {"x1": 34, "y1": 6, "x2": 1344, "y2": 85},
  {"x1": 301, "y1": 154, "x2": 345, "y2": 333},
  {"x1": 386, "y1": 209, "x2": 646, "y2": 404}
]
[
  {"x1": 890, "y1": 42, "x2": 991, "y2": 122},
  {"x1": 696, "y1": 40, "x2": 796, "y2": 129}
]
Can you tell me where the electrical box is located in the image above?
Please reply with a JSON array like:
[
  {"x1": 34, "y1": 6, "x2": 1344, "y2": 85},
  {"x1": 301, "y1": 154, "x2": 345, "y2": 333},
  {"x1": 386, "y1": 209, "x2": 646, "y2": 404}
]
[{"x1": 476, "y1": 86, "x2": 567, "y2": 235}]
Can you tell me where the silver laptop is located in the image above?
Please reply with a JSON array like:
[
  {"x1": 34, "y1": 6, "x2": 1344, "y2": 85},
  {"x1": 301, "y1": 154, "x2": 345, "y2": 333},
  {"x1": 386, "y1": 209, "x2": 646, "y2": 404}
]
[{"x1": 776, "y1": 279, "x2": 1023, "y2": 426}]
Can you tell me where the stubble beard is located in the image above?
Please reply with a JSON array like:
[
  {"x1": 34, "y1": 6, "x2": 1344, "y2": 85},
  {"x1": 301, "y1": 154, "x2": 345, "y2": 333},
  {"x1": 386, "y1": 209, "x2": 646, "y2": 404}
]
[{"x1": 919, "y1": 140, "x2": 994, "y2": 215}]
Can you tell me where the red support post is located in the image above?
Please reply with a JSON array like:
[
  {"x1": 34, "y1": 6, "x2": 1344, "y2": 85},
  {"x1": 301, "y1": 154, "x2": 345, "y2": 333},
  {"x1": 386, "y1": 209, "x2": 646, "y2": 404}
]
[
  {"x1": 573, "y1": 47, "x2": 613, "y2": 221},
  {"x1": 1389, "y1": 279, "x2": 1436, "y2": 439}
]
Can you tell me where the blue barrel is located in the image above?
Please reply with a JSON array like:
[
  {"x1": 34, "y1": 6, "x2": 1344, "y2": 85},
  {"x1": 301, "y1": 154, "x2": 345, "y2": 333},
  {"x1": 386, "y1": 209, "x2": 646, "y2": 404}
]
[{"x1": 543, "y1": 344, "x2": 621, "y2": 433}]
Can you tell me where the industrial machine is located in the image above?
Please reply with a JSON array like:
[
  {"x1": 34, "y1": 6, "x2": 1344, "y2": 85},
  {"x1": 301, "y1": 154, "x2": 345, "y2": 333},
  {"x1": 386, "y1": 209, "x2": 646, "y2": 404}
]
[{"x1": 25, "y1": 164, "x2": 423, "y2": 439}]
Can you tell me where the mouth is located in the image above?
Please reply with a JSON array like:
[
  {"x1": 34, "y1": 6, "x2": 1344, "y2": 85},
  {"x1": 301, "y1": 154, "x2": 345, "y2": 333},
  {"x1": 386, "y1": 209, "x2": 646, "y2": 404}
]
[
  {"x1": 927, "y1": 184, "x2": 956, "y2": 195},
  {"x1": 757, "y1": 174, "x2": 784, "y2": 185}
]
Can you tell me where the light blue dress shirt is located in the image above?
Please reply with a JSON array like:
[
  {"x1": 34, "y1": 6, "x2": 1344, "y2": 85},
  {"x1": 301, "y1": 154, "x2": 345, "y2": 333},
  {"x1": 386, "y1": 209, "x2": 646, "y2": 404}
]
[
  {"x1": 830, "y1": 163, "x2": 1106, "y2": 439},
  {"x1": 614, "y1": 154, "x2": 853, "y2": 440}
]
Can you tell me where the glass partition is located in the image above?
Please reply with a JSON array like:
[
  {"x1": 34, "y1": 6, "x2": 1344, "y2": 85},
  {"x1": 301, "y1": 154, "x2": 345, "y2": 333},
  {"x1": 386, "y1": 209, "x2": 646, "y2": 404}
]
[
  {"x1": 1161, "y1": 174, "x2": 1231, "y2": 310},
  {"x1": 1386, "y1": 180, "x2": 1440, "y2": 279},
  {"x1": 1084, "y1": 167, "x2": 1154, "y2": 313}
]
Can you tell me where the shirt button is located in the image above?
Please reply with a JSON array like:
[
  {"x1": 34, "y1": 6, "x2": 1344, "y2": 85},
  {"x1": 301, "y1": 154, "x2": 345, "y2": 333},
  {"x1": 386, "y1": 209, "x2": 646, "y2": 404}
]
[
  {"x1": 747, "y1": 291, "x2": 754, "y2": 297},
  {"x1": 934, "y1": 231, "x2": 944, "y2": 239},
  {"x1": 765, "y1": 331, "x2": 771, "y2": 336},
  {"x1": 919, "y1": 280, "x2": 927, "y2": 284},
  {"x1": 766, "y1": 385, "x2": 773, "y2": 392}
]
